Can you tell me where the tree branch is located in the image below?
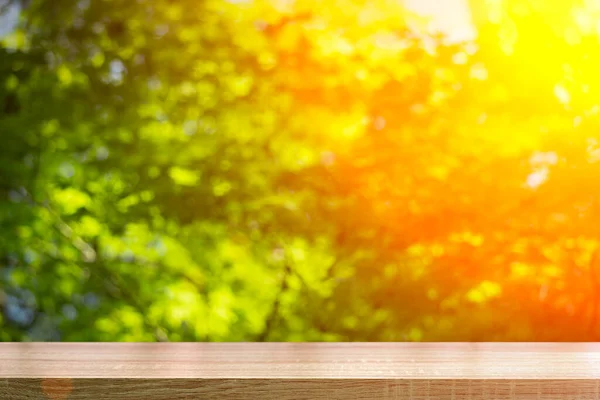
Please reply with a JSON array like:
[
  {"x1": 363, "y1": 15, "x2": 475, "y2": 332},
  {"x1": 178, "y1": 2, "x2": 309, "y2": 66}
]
[{"x1": 256, "y1": 245, "x2": 292, "y2": 342}]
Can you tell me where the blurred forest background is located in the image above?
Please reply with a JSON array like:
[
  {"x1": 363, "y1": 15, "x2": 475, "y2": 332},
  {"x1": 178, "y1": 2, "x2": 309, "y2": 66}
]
[{"x1": 2, "y1": 0, "x2": 600, "y2": 341}]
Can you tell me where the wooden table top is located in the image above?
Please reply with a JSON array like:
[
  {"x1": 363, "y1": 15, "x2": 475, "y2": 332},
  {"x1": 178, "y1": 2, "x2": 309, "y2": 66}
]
[{"x1": 2, "y1": 342, "x2": 600, "y2": 379}]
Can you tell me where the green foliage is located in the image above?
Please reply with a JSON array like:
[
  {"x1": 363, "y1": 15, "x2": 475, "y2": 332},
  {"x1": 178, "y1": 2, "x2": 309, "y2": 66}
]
[{"x1": 1, "y1": 0, "x2": 600, "y2": 341}]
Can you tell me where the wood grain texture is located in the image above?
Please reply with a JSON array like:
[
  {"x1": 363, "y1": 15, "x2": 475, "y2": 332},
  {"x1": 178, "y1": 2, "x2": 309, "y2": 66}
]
[{"x1": 3, "y1": 343, "x2": 600, "y2": 399}]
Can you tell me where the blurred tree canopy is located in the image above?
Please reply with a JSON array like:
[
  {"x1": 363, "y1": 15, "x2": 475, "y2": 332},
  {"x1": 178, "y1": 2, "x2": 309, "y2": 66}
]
[{"x1": 2, "y1": 0, "x2": 600, "y2": 341}]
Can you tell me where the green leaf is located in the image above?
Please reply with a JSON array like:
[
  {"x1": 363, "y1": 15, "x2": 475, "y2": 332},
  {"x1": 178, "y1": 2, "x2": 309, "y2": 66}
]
[{"x1": 169, "y1": 167, "x2": 200, "y2": 186}]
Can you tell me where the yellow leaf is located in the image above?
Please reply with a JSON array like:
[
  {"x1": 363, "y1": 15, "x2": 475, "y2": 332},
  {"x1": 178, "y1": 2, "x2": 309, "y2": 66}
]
[
  {"x1": 466, "y1": 281, "x2": 502, "y2": 303},
  {"x1": 57, "y1": 65, "x2": 73, "y2": 85},
  {"x1": 53, "y1": 188, "x2": 90, "y2": 215},
  {"x1": 169, "y1": 167, "x2": 200, "y2": 186},
  {"x1": 91, "y1": 52, "x2": 105, "y2": 67}
]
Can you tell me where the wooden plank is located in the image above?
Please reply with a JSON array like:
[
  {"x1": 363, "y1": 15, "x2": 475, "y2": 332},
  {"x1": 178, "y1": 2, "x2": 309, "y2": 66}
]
[
  {"x1": 0, "y1": 378, "x2": 8, "y2": 399},
  {"x1": 2, "y1": 343, "x2": 600, "y2": 399},
  {"x1": 5, "y1": 379, "x2": 600, "y2": 399}
]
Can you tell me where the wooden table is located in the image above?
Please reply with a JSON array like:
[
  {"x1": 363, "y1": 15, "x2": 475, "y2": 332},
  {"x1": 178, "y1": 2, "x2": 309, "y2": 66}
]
[{"x1": 2, "y1": 343, "x2": 600, "y2": 399}]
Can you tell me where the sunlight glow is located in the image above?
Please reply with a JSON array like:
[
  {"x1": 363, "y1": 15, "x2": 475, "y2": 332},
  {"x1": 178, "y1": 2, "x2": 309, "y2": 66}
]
[{"x1": 404, "y1": 0, "x2": 475, "y2": 42}]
